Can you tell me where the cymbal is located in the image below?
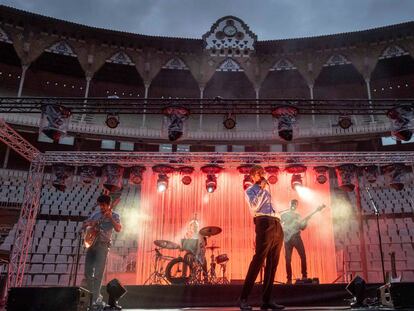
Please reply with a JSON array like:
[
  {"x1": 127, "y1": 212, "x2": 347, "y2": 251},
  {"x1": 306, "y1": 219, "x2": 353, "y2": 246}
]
[
  {"x1": 154, "y1": 240, "x2": 180, "y2": 250},
  {"x1": 199, "y1": 226, "x2": 222, "y2": 237}
]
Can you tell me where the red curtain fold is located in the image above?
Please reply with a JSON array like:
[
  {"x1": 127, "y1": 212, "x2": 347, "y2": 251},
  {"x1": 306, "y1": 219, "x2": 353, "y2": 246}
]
[{"x1": 133, "y1": 169, "x2": 337, "y2": 284}]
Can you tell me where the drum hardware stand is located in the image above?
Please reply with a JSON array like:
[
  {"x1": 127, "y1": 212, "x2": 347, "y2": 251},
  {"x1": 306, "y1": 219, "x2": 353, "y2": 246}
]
[
  {"x1": 217, "y1": 262, "x2": 230, "y2": 284},
  {"x1": 144, "y1": 248, "x2": 170, "y2": 285}
]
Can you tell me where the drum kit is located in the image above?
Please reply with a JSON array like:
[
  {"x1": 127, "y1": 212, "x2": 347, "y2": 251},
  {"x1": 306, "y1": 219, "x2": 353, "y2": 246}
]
[{"x1": 144, "y1": 226, "x2": 230, "y2": 285}]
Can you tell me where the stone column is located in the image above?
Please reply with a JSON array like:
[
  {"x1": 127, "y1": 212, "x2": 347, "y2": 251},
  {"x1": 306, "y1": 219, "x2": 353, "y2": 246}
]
[
  {"x1": 255, "y1": 87, "x2": 260, "y2": 129},
  {"x1": 142, "y1": 83, "x2": 150, "y2": 127},
  {"x1": 17, "y1": 64, "x2": 29, "y2": 97},
  {"x1": 308, "y1": 84, "x2": 315, "y2": 124},
  {"x1": 199, "y1": 86, "x2": 204, "y2": 130}
]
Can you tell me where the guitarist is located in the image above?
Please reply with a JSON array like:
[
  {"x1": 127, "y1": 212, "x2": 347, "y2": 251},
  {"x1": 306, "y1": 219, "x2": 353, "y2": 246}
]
[
  {"x1": 281, "y1": 199, "x2": 307, "y2": 284},
  {"x1": 82, "y1": 194, "x2": 122, "y2": 306}
]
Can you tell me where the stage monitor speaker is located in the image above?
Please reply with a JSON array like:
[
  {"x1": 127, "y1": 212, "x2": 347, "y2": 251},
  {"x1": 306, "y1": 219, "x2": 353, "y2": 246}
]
[
  {"x1": 7, "y1": 286, "x2": 92, "y2": 311},
  {"x1": 346, "y1": 275, "x2": 366, "y2": 308},
  {"x1": 378, "y1": 282, "x2": 414, "y2": 309},
  {"x1": 106, "y1": 278, "x2": 127, "y2": 308}
]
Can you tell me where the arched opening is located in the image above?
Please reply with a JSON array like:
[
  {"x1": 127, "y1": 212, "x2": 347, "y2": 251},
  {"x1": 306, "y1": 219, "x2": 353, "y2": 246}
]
[
  {"x1": 90, "y1": 52, "x2": 145, "y2": 98},
  {"x1": 0, "y1": 40, "x2": 22, "y2": 95},
  {"x1": 371, "y1": 54, "x2": 414, "y2": 99},
  {"x1": 24, "y1": 42, "x2": 85, "y2": 97},
  {"x1": 149, "y1": 68, "x2": 199, "y2": 98}
]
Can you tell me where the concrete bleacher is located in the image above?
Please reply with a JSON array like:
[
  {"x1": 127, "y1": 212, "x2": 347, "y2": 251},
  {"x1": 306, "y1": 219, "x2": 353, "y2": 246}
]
[{"x1": 0, "y1": 168, "x2": 138, "y2": 286}]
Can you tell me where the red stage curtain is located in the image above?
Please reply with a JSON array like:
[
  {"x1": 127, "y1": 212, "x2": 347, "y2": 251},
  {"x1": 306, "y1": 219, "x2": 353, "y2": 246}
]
[{"x1": 134, "y1": 169, "x2": 337, "y2": 284}]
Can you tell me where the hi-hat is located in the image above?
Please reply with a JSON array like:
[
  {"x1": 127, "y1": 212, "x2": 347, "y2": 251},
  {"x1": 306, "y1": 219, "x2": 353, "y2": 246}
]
[
  {"x1": 199, "y1": 226, "x2": 222, "y2": 237},
  {"x1": 154, "y1": 240, "x2": 180, "y2": 249}
]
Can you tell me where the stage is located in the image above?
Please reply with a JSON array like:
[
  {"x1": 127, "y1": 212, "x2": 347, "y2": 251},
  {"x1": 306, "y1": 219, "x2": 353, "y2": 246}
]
[{"x1": 99, "y1": 283, "x2": 380, "y2": 309}]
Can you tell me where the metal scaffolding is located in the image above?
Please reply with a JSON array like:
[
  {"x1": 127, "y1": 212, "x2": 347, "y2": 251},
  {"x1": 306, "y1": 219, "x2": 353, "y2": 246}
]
[{"x1": 0, "y1": 97, "x2": 413, "y2": 115}]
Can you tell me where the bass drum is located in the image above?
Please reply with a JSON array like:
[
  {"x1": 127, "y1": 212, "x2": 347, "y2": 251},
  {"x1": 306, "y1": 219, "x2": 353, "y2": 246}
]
[{"x1": 165, "y1": 256, "x2": 193, "y2": 285}]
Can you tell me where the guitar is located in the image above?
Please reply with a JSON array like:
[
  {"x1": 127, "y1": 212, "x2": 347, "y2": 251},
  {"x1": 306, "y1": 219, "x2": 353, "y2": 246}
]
[
  {"x1": 282, "y1": 204, "x2": 326, "y2": 242},
  {"x1": 83, "y1": 204, "x2": 112, "y2": 248},
  {"x1": 387, "y1": 252, "x2": 402, "y2": 283}
]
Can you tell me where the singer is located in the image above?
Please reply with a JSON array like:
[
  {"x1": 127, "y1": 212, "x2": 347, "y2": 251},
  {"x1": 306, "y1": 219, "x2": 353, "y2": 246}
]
[{"x1": 239, "y1": 165, "x2": 284, "y2": 310}]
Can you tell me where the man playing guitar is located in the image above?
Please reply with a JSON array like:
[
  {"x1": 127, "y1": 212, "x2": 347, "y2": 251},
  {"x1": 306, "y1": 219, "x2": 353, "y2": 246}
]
[
  {"x1": 281, "y1": 199, "x2": 308, "y2": 284},
  {"x1": 83, "y1": 194, "x2": 122, "y2": 307}
]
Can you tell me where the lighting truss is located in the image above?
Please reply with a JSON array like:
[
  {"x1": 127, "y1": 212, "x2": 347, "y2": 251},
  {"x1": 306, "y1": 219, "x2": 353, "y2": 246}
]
[
  {"x1": 0, "y1": 118, "x2": 40, "y2": 161},
  {"x1": 42, "y1": 151, "x2": 414, "y2": 167},
  {"x1": 0, "y1": 97, "x2": 413, "y2": 115}
]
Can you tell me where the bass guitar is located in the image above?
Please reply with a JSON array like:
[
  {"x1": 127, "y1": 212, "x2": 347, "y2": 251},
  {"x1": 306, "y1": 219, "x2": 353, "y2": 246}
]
[{"x1": 282, "y1": 204, "x2": 326, "y2": 242}]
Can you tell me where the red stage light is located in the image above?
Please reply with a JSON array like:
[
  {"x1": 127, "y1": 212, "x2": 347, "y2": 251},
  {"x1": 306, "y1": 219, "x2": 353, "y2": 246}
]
[
  {"x1": 268, "y1": 175, "x2": 278, "y2": 184},
  {"x1": 182, "y1": 175, "x2": 192, "y2": 185}
]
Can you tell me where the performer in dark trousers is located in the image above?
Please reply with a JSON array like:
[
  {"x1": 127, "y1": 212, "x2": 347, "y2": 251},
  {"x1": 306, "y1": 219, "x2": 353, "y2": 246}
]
[
  {"x1": 239, "y1": 165, "x2": 284, "y2": 310},
  {"x1": 281, "y1": 199, "x2": 307, "y2": 284},
  {"x1": 83, "y1": 194, "x2": 122, "y2": 306}
]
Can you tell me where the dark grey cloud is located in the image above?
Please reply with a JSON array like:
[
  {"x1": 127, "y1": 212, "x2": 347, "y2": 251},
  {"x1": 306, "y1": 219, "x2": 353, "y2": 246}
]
[{"x1": 2, "y1": 0, "x2": 414, "y2": 40}]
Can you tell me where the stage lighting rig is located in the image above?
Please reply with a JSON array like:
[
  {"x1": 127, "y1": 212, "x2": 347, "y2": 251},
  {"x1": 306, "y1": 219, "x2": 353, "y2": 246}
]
[
  {"x1": 285, "y1": 164, "x2": 307, "y2": 190},
  {"x1": 79, "y1": 165, "x2": 97, "y2": 184},
  {"x1": 105, "y1": 113, "x2": 120, "y2": 129},
  {"x1": 178, "y1": 166, "x2": 194, "y2": 185},
  {"x1": 382, "y1": 163, "x2": 408, "y2": 191},
  {"x1": 129, "y1": 166, "x2": 146, "y2": 185},
  {"x1": 152, "y1": 165, "x2": 175, "y2": 192},
  {"x1": 40, "y1": 104, "x2": 71, "y2": 142},
  {"x1": 335, "y1": 164, "x2": 357, "y2": 192},
  {"x1": 223, "y1": 113, "x2": 237, "y2": 129},
  {"x1": 387, "y1": 105, "x2": 414, "y2": 141},
  {"x1": 314, "y1": 166, "x2": 329, "y2": 184},
  {"x1": 362, "y1": 165, "x2": 378, "y2": 184},
  {"x1": 272, "y1": 105, "x2": 298, "y2": 141},
  {"x1": 103, "y1": 164, "x2": 125, "y2": 192},
  {"x1": 237, "y1": 164, "x2": 254, "y2": 190},
  {"x1": 338, "y1": 115, "x2": 353, "y2": 129},
  {"x1": 163, "y1": 106, "x2": 190, "y2": 142},
  {"x1": 201, "y1": 165, "x2": 223, "y2": 193},
  {"x1": 52, "y1": 164, "x2": 73, "y2": 192}
]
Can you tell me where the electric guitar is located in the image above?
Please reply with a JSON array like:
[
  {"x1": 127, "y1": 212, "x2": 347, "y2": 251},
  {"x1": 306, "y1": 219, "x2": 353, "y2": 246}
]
[{"x1": 282, "y1": 204, "x2": 326, "y2": 242}]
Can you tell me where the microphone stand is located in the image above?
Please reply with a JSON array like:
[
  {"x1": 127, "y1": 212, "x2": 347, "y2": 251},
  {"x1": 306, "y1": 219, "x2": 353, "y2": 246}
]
[
  {"x1": 69, "y1": 229, "x2": 83, "y2": 287},
  {"x1": 365, "y1": 187, "x2": 386, "y2": 284}
]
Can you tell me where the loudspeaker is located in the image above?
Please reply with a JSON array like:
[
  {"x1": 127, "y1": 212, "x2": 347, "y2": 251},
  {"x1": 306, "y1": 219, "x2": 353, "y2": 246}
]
[
  {"x1": 7, "y1": 286, "x2": 92, "y2": 311},
  {"x1": 378, "y1": 282, "x2": 414, "y2": 308},
  {"x1": 106, "y1": 278, "x2": 127, "y2": 308},
  {"x1": 346, "y1": 275, "x2": 366, "y2": 308}
]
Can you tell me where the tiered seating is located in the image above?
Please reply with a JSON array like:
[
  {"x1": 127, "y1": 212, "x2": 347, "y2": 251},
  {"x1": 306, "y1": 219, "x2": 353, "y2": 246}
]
[
  {"x1": 0, "y1": 169, "x2": 139, "y2": 286},
  {"x1": 339, "y1": 175, "x2": 414, "y2": 282}
]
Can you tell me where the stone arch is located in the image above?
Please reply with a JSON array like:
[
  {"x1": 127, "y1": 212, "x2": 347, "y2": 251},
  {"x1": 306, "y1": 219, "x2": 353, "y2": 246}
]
[
  {"x1": 162, "y1": 57, "x2": 189, "y2": 70},
  {"x1": 216, "y1": 57, "x2": 244, "y2": 72},
  {"x1": 323, "y1": 54, "x2": 351, "y2": 67}
]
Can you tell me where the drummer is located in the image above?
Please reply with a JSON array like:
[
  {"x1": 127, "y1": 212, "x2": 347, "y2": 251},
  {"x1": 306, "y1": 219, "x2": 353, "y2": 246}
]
[{"x1": 184, "y1": 217, "x2": 207, "y2": 274}]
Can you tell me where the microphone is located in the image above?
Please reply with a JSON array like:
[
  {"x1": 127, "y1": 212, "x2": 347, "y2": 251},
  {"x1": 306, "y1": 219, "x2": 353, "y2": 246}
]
[{"x1": 260, "y1": 177, "x2": 269, "y2": 186}]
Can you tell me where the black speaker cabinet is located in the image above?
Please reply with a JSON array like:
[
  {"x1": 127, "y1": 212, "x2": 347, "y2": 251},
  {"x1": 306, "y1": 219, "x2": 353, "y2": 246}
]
[
  {"x1": 7, "y1": 286, "x2": 92, "y2": 311},
  {"x1": 378, "y1": 282, "x2": 414, "y2": 309}
]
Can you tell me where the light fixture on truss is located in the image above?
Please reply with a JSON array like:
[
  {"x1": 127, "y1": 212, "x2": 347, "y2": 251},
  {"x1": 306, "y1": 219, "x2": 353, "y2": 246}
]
[
  {"x1": 163, "y1": 106, "x2": 190, "y2": 142},
  {"x1": 272, "y1": 105, "x2": 298, "y2": 141}
]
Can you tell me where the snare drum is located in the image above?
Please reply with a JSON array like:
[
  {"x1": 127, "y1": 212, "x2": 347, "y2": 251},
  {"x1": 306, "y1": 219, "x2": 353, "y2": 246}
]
[{"x1": 216, "y1": 253, "x2": 229, "y2": 264}]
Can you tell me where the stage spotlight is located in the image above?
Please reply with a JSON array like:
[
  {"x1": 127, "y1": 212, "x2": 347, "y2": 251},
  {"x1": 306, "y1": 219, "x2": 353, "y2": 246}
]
[
  {"x1": 178, "y1": 166, "x2": 194, "y2": 186},
  {"x1": 346, "y1": 275, "x2": 366, "y2": 308},
  {"x1": 291, "y1": 174, "x2": 303, "y2": 190},
  {"x1": 129, "y1": 166, "x2": 146, "y2": 185},
  {"x1": 383, "y1": 163, "x2": 408, "y2": 191},
  {"x1": 335, "y1": 164, "x2": 356, "y2": 192},
  {"x1": 223, "y1": 114, "x2": 236, "y2": 129},
  {"x1": 157, "y1": 174, "x2": 169, "y2": 192},
  {"x1": 102, "y1": 164, "x2": 125, "y2": 192},
  {"x1": 163, "y1": 106, "x2": 190, "y2": 142},
  {"x1": 181, "y1": 175, "x2": 192, "y2": 185},
  {"x1": 79, "y1": 165, "x2": 97, "y2": 184},
  {"x1": 362, "y1": 165, "x2": 378, "y2": 184},
  {"x1": 206, "y1": 174, "x2": 217, "y2": 193},
  {"x1": 387, "y1": 105, "x2": 414, "y2": 141},
  {"x1": 40, "y1": 104, "x2": 71, "y2": 142},
  {"x1": 265, "y1": 166, "x2": 279, "y2": 185},
  {"x1": 272, "y1": 105, "x2": 298, "y2": 141},
  {"x1": 106, "y1": 278, "x2": 127, "y2": 310},
  {"x1": 314, "y1": 166, "x2": 329, "y2": 184},
  {"x1": 52, "y1": 164, "x2": 73, "y2": 192},
  {"x1": 201, "y1": 165, "x2": 223, "y2": 193},
  {"x1": 237, "y1": 165, "x2": 254, "y2": 190},
  {"x1": 338, "y1": 115, "x2": 353, "y2": 129},
  {"x1": 105, "y1": 113, "x2": 120, "y2": 129}
]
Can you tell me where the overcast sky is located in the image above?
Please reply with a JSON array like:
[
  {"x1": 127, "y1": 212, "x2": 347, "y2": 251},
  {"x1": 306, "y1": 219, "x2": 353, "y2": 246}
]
[{"x1": 2, "y1": 0, "x2": 414, "y2": 40}]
